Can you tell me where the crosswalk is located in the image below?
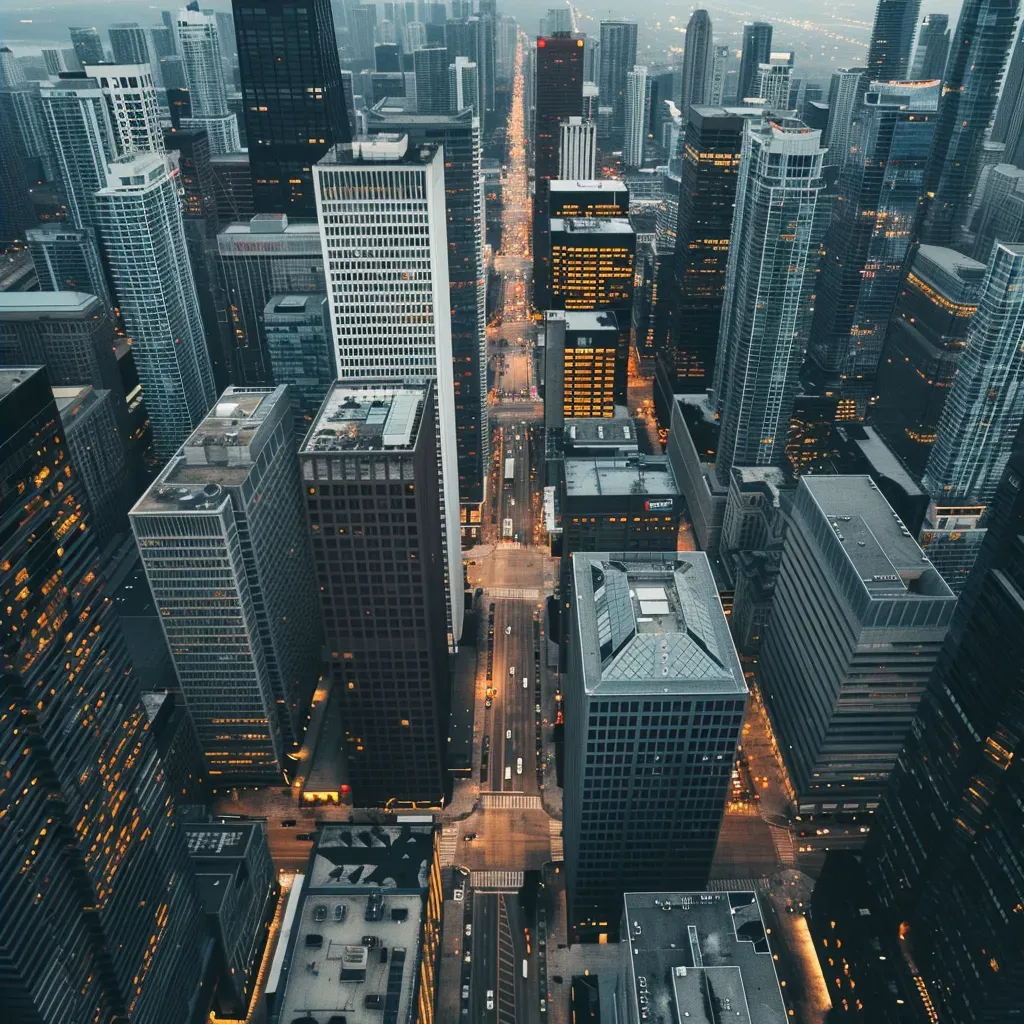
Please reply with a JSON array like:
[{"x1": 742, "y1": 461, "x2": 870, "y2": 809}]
[
  {"x1": 548, "y1": 818, "x2": 564, "y2": 861},
  {"x1": 706, "y1": 877, "x2": 770, "y2": 893},
  {"x1": 438, "y1": 825, "x2": 460, "y2": 866},
  {"x1": 481, "y1": 791, "x2": 543, "y2": 810},
  {"x1": 487, "y1": 586, "x2": 541, "y2": 601},
  {"x1": 769, "y1": 825, "x2": 796, "y2": 866},
  {"x1": 472, "y1": 870, "x2": 524, "y2": 892}
]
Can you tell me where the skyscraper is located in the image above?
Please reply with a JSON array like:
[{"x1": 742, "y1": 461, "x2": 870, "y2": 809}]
[
  {"x1": 678, "y1": 9, "x2": 713, "y2": 117},
  {"x1": 82, "y1": 62, "x2": 165, "y2": 156},
  {"x1": 448, "y1": 56, "x2": 479, "y2": 116},
  {"x1": 25, "y1": 224, "x2": 112, "y2": 307},
  {"x1": 301, "y1": 381, "x2": 451, "y2": 805},
  {"x1": 550, "y1": 217, "x2": 636, "y2": 312},
  {"x1": 69, "y1": 25, "x2": 105, "y2": 65},
  {"x1": 413, "y1": 45, "x2": 449, "y2": 113},
  {"x1": 921, "y1": 0, "x2": 1017, "y2": 245},
  {"x1": 865, "y1": 0, "x2": 921, "y2": 82},
  {"x1": 713, "y1": 117, "x2": 825, "y2": 479},
  {"x1": 735, "y1": 22, "x2": 772, "y2": 103},
  {"x1": 923, "y1": 242, "x2": 1024, "y2": 504},
  {"x1": 823, "y1": 67, "x2": 866, "y2": 168},
  {"x1": 533, "y1": 33, "x2": 584, "y2": 307},
  {"x1": 753, "y1": 53, "x2": 794, "y2": 108},
  {"x1": 558, "y1": 116, "x2": 597, "y2": 178},
  {"x1": 365, "y1": 104, "x2": 489, "y2": 519},
  {"x1": 563, "y1": 551, "x2": 747, "y2": 942},
  {"x1": 96, "y1": 152, "x2": 216, "y2": 457},
  {"x1": 808, "y1": 80, "x2": 940, "y2": 411},
  {"x1": 989, "y1": 20, "x2": 1024, "y2": 165},
  {"x1": 910, "y1": 12, "x2": 950, "y2": 79},
  {"x1": 349, "y1": 4, "x2": 377, "y2": 66},
  {"x1": 108, "y1": 22, "x2": 152, "y2": 64},
  {"x1": 597, "y1": 20, "x2": 637, "y2": 143},
  {"x1": 759, "y1": 475, "x2": 955, "y2": 848},
  {"x1": 710, "y1": 44, "x2": 729, "y2": 105},
  {"x1": 0, "y1": 366, "x2": 209, "y2": 1024},
  {"x1": 132, "y1": 385, "x2": 321, "y2": 782},
  {"x1": 314, "y1": 136, "x2": 463, "y2": 649},
  {"x1": 623, "y1": 65, "x2": 648, "y2": 169},
  {"x1": 861, "y1": 445, "x2": 1024, "y2": 1019},
  {"x1": 175, "y1": 7, "x2": 241, "y2": 153},
  {"x1": 233, "y1": 0, "x2": 350, "y2": 218}
]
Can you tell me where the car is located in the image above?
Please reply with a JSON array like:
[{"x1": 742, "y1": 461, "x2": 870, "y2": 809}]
[
  {"x1": 463, "y1": 832, "x2": 477, "y2": 842},
  {"x1": 510, "y1": 497, "x2": 515, "y2": 506},
  {"x1": 536, "y1": 703, "x2": 542, "y2": 713},
  {"x1": 296, "y1": 832, "x2": 315, "y2": 841},
  {"x1": 517, "y1": 758, "x2": 523, "y2": 775},
  {"x1": 506, "y1": 729, "x2": 512, "y2": 739},
  {"x1": 509, "y1": 665, "x2": 516, "y2": 676},
  {"x1": 486, "y1": 991, "x2": 495, "y2": 1011},
  {"x1": 314, "y1": 904, "x2": 327, "y2": 923},
  {"x1": 462, "y1": 984, "x2": 470, "y2": 1000},
  {"x1": 485, "y1": 697, "x2": 493, "y2": 708},
  {"x1": 280, "y1": 819, "x2": 296, "y2": 827},
  {"x1": 504, "y1": 625, "x2": 511, "y2": 635},
  {"x1": 333, "y1": 904, "x2": 347, "y2": 922},
  {"x1": 504, "y1": 766, "x2": 512, "y2": 781},
  {"x1": 523, "y1": 676, "x2": 528, "y2": 689},
  {"x1": 465, "y1": 923, "x2": 472, "y2": 937}
]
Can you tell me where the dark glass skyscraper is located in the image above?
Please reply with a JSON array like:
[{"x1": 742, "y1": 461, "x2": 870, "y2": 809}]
[
  {"x1": 0, "y1": 366, "x2": 208, "y2": 1024},
  {"x1": 990, "y1": 19, "x2": 1024, "y2": 164},
  {"x1": 909, "y1": 13, "x2": 950, "y2": 80},
  {"x1": 865, "y1": 0, "x2": 921, "y2": 82},
  {"x1": 233, "y1": 0, "x2": 350, "y2": 217},
  {"x1": 678, "y1": 9, "x2": 713, "y2": 117},
  {"x1": 597, "y1": 20, "x2": 637, "y2": 142},
  {"x1": 863, "y1": 448, "x2": 1024, "y2": 1019},
  {"x1": 921, "y1": 0, "x2": 1018, "y2": 245},
  {"x1": 735, "y1": 22, "x2": 772, "y2": 103},
  {"x1": 532, "y1": 34, "x2": 584, "y2": 308}
]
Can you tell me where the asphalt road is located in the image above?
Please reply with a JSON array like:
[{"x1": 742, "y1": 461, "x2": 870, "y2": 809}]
[{"x1": 471, "y1": 894, "x2": 500, "y2": 1022}]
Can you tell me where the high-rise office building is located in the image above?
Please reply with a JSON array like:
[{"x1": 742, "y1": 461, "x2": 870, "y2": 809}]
[
  {"x1": 563, "y1": 550, "x2": 747, "y2": 942},
  {"x1": 233, "y1": 0, "x2": 350, "y2": 218},
  {"x1": 989, "y1": 20, "x2": 1024, "y2": 166},
  {"x1": 96, "y1": 152, "x2": 216, "y2": 458},
  {"x1": 26, "y1": 224, "x2": 112, "y2": 307},
  {"x1": 413, "y1": 45, "x2": 449, "y2": 113},
  {"x1": 710, "y1": 44, "x2": 729, "y2": 105},
  {"x1": 349, "y1": 4, "x2": 377, "y2": 65},
  {"x1": 735, "y1": 22, "x2": 772, "y2": 103},
  {"x1": 558, "y1": 117, "x2": 598, "y2": 178},
  {"x1": 759, "y1": 476, "x2": 955, "y2": 848},
  {"x1": 597, "y1": 20, "x2": 637, "y2": 143},
  {"x1": 0, "y1": 62, "x2": 56, "y2": 185},
  {"x1": 0, "y1": 365, "x2": 209, "y2": 1024},
  {"x1": 41, "y1": 47, "x2": 67, "y2": 75},
  {"x1": 109, "y1": 22, "x2": 151, "y2": 64},
  {"x1": 175, "y1": 7, "x2": 240, "y2": 153},
  {"x1": 533, "y1": 33, "x2": 584, "y2": 307},
  {"x1": 713, "y1": 117, "x2": 825, "y2": 480},
  {"x1": 407, "y1": 19, "x2": 428, "y2": 53},
  {"x1": 924, "y1": 242, "x2": 1024, "y2": 504},
  {"x1": 808, "y1": 80, "x2": 940, "y2": 411},
  {"x1": 132, "y1": 385, "x2": 322, "y2": 782},
  {"x1": 314, "y1": 136, "x2": 463, "y2": 648},
  {"x1": 921, "y1": 0, "x2": 1017, "y2": 245},
  {"x1": 263, "y1": 294, "x2": 333, "y2": 436},
  {"x1": 375, "y1": 41, "x2": 401, "y2": 72},
  {"x1": 82, "y1": 62, "x2": 165, "y2": 156},
  {"x1": 623, "y1": 65, "x2": 647, "y2": 169},
  {"x1": 866, "y1": 0, "x2": 921, "y2": 82},
  {"x1": 823, "y1": 67, "x2": 866, "y2": 167},
  {"x1": 679, "y1": 9, "x2": 713, "y2": 117},
  {"x1": 448, "y1": 56, "x2": 479, "y2": 116},
  {"x1": 753, "y1": 53, "x2": 794, "y2": 108},
  {"x1": 301, "y1": 382, "x2": 450, "y2": 804},
  {"x1": 549, "y1": 217, "x2": 635, "y2": 312},
  {"x1": 910, "y1": 12, "x2": 950, "y2": 79},
  {"x1": 69, "y1": 25, "x2": 105, "y2": 65},
  {"x1": 872, "y1": 245, "x2": 984, "y2": 478},
  {"x1": 544, "y1": 310, "x2": 623, "y2": 424},
  {"x1": 215, "y1": 213, "x2": 324, "y2": 386},
  {"x1": 861, "y1": 448, "x2": 1024, "y2": 1020},
  {"x1": 366, "y1": 104, "x2": 489, "y2": 519},
  {"x1": 0, "y1": 97, "x2": 35, "y2": 245}
]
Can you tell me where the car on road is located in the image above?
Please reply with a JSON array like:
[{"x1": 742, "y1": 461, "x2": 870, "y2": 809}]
[
  {"x1": 504, "y1": 766, "x2": 512, "y2": 781},
  {"x1": 517, "y1": 757, "x2": 523, "y2": 775},
  {"x1": 523, "y1": 676, "x2": 528, "y2": 689},
  {"x1": 465, "y1": 923, "x2": 472, "y2": 937},
  {"x1": 506, "y1": 729, "x2": 512, "y2": 739},
  {"x1": 280, "y1": 819, "x2": 296, "y2": 827},
  {"x1": 485, "y1": 697, "x2": 492, "y2": 708},
  {"x1": 462, "y1": 985, "x2": 470, "y2": 1000},
  {"x1": 463, "y1": 832, "x2": 477, "y2": 842},
  {"x1": 314, "y1": 905, "x2": 327, "y2": 923},
  {"x1": 486, "y1": 991, "x2": 495, "y2": 1011},
  {"x1": 505, "y1": 625, "x2": 511, "y2": 635},
  {"x1": 509, "y1": 665, "x2": 516, "y2": 676}
]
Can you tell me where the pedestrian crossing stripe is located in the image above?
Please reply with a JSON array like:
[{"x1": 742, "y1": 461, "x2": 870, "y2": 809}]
[
  {"x1": 472, "y1": 870, "x2": 524, "y2": 891},
  {"x1": 486, "y1": 586, "x2": 541, "y2": 600},
  {"x1": 481, "y1": 792, "x2": 543, "y2": 809}
]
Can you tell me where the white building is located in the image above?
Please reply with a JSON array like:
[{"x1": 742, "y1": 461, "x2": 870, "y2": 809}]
[
  {"x1": 314, "y1": 135, "x2": 464, "y2": 649},
  {"x1": 623, "y1": 64, "x2": 648, "y2": 170},
  {"x1": 753, "y1": 54, "x2": 794, "y2": 109},
  {"x1": 710, "y1": 44, "x2": 729, "y2": 105},
  {"x1": 449, "y1": 55, "x2": 480, "y2": 117},
  {"x1": 83, "y1": 62, "x2": 164, "y2": 155},
  {"x1": 96, "y1": 152, "x2": 216, "y2": 457},
  {"x1": 558, "y1": 116, "x2": 597, "y2": 179},
  {"x1": 824, "y1": 66, "x2": 865, "y2": 166},
  {"x1": 174, "y1": 7, "x2": 239, "y2": 153}
]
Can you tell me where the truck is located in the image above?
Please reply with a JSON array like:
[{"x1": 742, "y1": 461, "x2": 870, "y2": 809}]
[
  {"x1": 504, "y1": 456, "x2": 515, "y2": 481},
  {"x1": 502, "y1": 517, "x2": 514, "y2": 539}
]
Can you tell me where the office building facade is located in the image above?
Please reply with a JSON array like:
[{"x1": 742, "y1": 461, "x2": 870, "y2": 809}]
[
  {"x1": 413, "y1": 46, "x2": 449, "y2": 114},
  {"x1": 233, "y1": 0, "x2": 350, "y2": 217},
  {"x1": 26, "y1": 224, "x2": 112, "y2": 307},
  {"x1": 544, "y1": 310, "x2": 624, "y2": 427},
  {"x1": 302, "y1": 382, "x2": 451, "y2": 805},
  {"x1": 82, "y1": 62, "x2": 165, "y2": 156},
  {"x1": 0, "y1": 366, "x2": 208, "y2": 1024},
  {"x1": 96, "y1": 152, "x2": 216, "y2": 458},
  {"x1": 678, "y1": 9, "x2": 713, "y2": 116},
  {"x1": 865, "y1": 0, "x2": 921, "y2": 82},
  {"x1": 314, "y1": 136, "x2": 463, "y2": 648},
  {"x1": 69, "y1": 25, "x2": 105, "y2": 65},
  {"x1": 132, "y1": 386, "x2": 322, "y2": 782},
  {"x1": 713, "y1": 117, "x2": 825, "y2": 480},
  {"x1": 735, "y1": 22, "x2": 772, "y2": 103},
  {"x1": 623, "y1": 65, "x2": 647, "y2": 169},
  {"x1": 823, "y1": 67, "x2": 866, "y2": 168},
  {"x1": 910, "y1": 13, "x2": 950, "y2": 79},
  {"x1": 759, "y1": 476, "x2": 955, "y2": 846},
  {"x1": 564, "y1": 551, "x2": 746, "y2": 942},
  {"x1": 108, "y1": 22, "x2": 150, "y2": 64},
  {"x1": 175, "y1": 8, "x2": 240, "y2": 153},
  {"x1": 558, "y1": 117, "x2": 597, "y2": 178},
  {"x1": 597, "y1": 20, "x2": 637, "y2": 143}
]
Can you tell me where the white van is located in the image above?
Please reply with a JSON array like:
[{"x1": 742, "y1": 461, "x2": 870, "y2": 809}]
[
  {"x1": 516, "y1": 757, "x2": 523, "y2": 775},
  {"x1": 504, "y1": 765, "x2": 512, "y2": 781}
]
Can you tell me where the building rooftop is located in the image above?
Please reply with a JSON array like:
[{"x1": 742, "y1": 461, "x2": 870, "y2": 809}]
[
  {"x1": 800, "y1": 475, "x2": 954, "y2": 600},
  {"x1": 623, "y1": 891, "x2": 788, "y2": 1024},
  {"x1": 52, "y1": 385, "x2": 106, "y2": 425},
  {"x1": 546, "y1": 309, "x2": 621, "y2": 332},
  {"x1": 571, "y1": 552, "x2": 746, "y2": 697},
  {"x1": 0, "y1": 367, "x2": 43, "y2": 399},
  {"x1": 265, "y1": 294, "x2": 326, "y2": 317},
  {"x1": 218, "y1": 214, "x2": 322, "y2": 252},
  {"x1": 0, "y1": 291, "x2": 102, "y2": 319},
  {"x1": 133, "y1": 387, "x2": 287, "y2": 511},
  {"x1": 841, "y1": 426, "x2": 924, "y2": 498},
  {"x1": 914, "y1": 244, "x2": 986, "y2": 285},
  {"x1": 320, "y1": 134, "x2": 439, "y2": 167},
  {"x1": 185, "y1": 822, "x2": 259, "y2": 861},
  {"x1": 564, "y1": 455, "x2": 678, "y2": 498},
  {"x1": 550, "y1": 216, "x2": 635, "y2": 236},
  {"x1": 549, "y1": 179, "x2": 628, "y2": 193},
  {"x1": 564, "y1": 408, "x2": 637, "y2": 452},
  {"x1": 302, "y1": 382, "x2": 428, "y2": 456},
  {"x1": 731, "y1": 466, "x2": 788, "y2": 506},
  {"x1": 306, "y1": 824, "x2": 434, "y2": 891}
]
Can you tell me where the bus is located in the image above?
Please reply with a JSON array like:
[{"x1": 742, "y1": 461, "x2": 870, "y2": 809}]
[
  {"x1": 504, "y1": 456, "x2": 515, "y2": 481},
  {"x1": 502, "y1": 518, "x2": 514, "y2": 539}
]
